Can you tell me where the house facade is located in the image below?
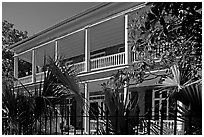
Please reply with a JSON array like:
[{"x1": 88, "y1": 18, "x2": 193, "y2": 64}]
[{"x1": 10, "y1": 2, "x2": 181, "y2": 134}]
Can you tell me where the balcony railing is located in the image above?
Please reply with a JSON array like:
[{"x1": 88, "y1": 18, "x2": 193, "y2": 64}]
[
  {"x1": 91, "y1": 52, "x2": 125, "y2": 70},
  {"x1": 18, "y1": 50, "x2": 162, "y2": 85}
]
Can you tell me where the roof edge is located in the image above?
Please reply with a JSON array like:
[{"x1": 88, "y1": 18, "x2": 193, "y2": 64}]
[{"x1": 10, "y1": 2, "x2": 111, "y2": 49}]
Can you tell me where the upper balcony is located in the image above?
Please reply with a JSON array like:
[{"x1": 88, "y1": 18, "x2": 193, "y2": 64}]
[
  {"x1": 13, "y1": 5, "x2": 160, "y2": 86},
  {"x1": 17, "y1": 48, "x2": 163, "y2": 86}
]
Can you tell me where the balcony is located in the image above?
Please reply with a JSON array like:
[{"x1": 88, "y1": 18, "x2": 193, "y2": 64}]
[{"x1": 18, "y1": 50, "x2": 160, "y2": 85}]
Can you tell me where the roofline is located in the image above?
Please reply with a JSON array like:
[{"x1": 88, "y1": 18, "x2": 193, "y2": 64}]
[{"x1": 10, "y1": 2, "x2": 111, "y2": 49}]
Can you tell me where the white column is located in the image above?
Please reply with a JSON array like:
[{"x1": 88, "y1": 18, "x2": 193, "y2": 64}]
[
  {"x1": 55, "y1": 41, "x2": 58, "y2": 61},
  {"x1": 14, "y1": 54, "x2": 18, "y2": 79},
  {"x1": 124, "y1": 82, "x2": 130, "y2": 105},
  {"x1": 84, "y1": 82, "x2": 89, "y2": 134},
  {"x1": 124, "y1": 14, "x2": 130, "y2": 105},
  {"x1": 125, "y1": 14, "x2": 130, "y2": 65},
  {"x1": 85, "y1": 28, "x2": 90, "y2": 72},
  {"x1": 32, "y1": 49, "x2": 36, "y2": 83}
]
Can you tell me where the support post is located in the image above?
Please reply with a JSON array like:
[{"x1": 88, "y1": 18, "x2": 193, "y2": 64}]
[
  {"x1": 55, "y1": 41, "x2": 58, "y2": 61},
  {"x1": 160, "y1": 106, "x2": 164, "y2": 135},
  {"x1": 14, "y1": 54, "x2": 18, "y2": 79},
  {"x1": 84, "y1": 82, "x2": 89, "y2": 134},
  {"x1": 147, "y1": 108, "x2": 151, "y2": 135},
  {"x1": 85, "y1": 28, "x2": 90, "y2": 72},
  {"x1": 125, "y1": 14, "x2": 130, "y2": 65},
  {"x1": 32, "y1": 49, "x2": 36, "y2": 83},
  {"x1": 123, "y1": 82, "x2": 129, "y2": 105}
]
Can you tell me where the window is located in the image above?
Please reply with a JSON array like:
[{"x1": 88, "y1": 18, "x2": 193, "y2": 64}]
[{"x1": 152, "y1": 90, "x2": 169, "y2": 120}]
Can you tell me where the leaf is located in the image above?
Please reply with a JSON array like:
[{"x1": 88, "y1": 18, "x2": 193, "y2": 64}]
[
  {"x1": 160, "y1": 17, "x2": 165, "y2": 26},
  {"x1": 145, "y1": 21, "x2": 151, "y2": 30},
  {"x1": 147, "y1": 13, "x2": 156, "y2": 21}
]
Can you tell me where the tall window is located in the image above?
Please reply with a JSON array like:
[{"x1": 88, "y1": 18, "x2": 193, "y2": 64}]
[{"x1": 152, "y1": 90, "x2": 169, "y2": 120}]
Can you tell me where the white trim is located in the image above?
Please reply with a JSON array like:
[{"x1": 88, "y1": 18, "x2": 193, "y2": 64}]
[
  {"x1": 84, "y1": 82, "x2": 89, "y2": 133},
  {"x1": 32, "y1": 49, "x2": 36, "y2": 83},
  {"x1": 85, "y1": 28, "x2": 90, "y2": 72},
  {"x1": 77, "y1": 64, "x2": 129, "y2": 77},
  {"x1": 14, "y1": 55, "x2": 18, "y2": 79},
  {"x1": 125, "y1": 14, "x2": 129, "y2": 65},
  {"x1": 79, "y1": 76, "x2": 111, "y2": 84},
  {"x1": 55, "y1": 41, "x2": 58, "y2": 61}
]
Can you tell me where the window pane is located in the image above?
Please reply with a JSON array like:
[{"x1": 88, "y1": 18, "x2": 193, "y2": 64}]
[
  {"x1": 162, "y1": 91, "x2": 167, "y2": 98},
  {"x1": 155, "y1": 91, "x2": 160, "y2": 98},
  {"x1": 162, "y1": 100, "x2": 167, "y2": 120},
  {"x1": 154, "y1": 100, "x2": 159, "y2": 120}
]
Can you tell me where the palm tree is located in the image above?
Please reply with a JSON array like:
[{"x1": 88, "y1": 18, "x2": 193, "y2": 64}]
[
  {"x1": 2, "y1": 57, "x2": 83, "y2": 134},
  {"x1": 156, "y1": 64, "x2": 202, "y2": 134}
]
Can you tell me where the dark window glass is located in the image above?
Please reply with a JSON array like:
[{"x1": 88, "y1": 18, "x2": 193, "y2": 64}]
[
  {"x1": 155, "y1": 91, "x2": 160, "y2": 98},
  {"x1": 162, "y1": 91, "x2": 167, "y2": 98},
  {"x1": 154, "y1": 100, "x2": 159, "y2": 120},
  {"x1": 162, "y1": 100, "x2": 167, "y2": 120}
]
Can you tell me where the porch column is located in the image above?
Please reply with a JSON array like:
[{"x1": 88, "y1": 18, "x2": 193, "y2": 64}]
[
  {"x1": 125, "y1": 14, "x2": 131, "y2": 65},
  {"x1": 55, "y1": 41, "x2": 58, "y2": 61},
  {"x1": 124, "y1": 14, "x2": 130, "y2": 104},
  {"x1": 85, "y1": 28, "x2": 90, "y2": 72},
  {"x1": 14, "y1": 54, "x2": 18, "y2": 79},
  {"x1": 84, "y1": 82, "x2": 89, "y2": 134},
  {"x1": 32, "y1": 49, "x2": 36, "y2": 83}
]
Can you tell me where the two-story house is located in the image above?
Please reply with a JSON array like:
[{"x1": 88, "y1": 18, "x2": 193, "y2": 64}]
[{"x1": 10, "y1": 2, "x2": 177, "y2": 133}]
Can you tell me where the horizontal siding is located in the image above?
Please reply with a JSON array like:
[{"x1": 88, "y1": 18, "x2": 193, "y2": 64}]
[
  {"x1": 58, "y1": 30, "x2": 85, "y2": 59},
  {"x1": 90, "y1": 16, "x2": 125, "y2": 52}
]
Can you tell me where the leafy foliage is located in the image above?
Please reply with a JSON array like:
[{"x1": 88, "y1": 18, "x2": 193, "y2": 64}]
[
  {"x1": 156, "y1": 64, "x2": 202, "y2": 134},
  {"x1": 2, "y1": 57, "x2": 82, "y2": 134},
  {"x1": 2, "y1": 20, "x2": 31, "y2": 85},
  {"x1": 129, "y1": 2, "x2": 201, "y2": 72}
]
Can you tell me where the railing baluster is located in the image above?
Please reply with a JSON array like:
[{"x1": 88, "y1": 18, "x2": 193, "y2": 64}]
[
  {"x1": 50, "y1": 109, "x2": 52, "y2": 135},
  {"x1": 67, "y1": 100, "x2": 70, "y2": 135},
  {"x1": 55, "y1": 105, "x2": 58, "y2": 135},
  {"x1": 174, "y1": 102, "x2": 177, "y2": 135},
  {"x1": 147, "y1": 109, "x2": 151, "y2": 135},
  {"x1": 45, "y1": 110, "x2": 47, "y2": 134},
  {"x1": 96, "y1": 112, "x2": 99, "y2": 135},
  {"x1": 81, "y1": 110, "x2": 83, "y2": 135},
  {"x1": 106, "y1": 108, "x2": 109, "y2": 135},
  {"x1": 115, "y1": 108, "x2": 118, "y2": 134},
  {"x1": 160, "y1": 107, "x2": 164, "y2": 135},
  {"x1": 61, "y1": 102, "x2": 64, "y2": 135}
]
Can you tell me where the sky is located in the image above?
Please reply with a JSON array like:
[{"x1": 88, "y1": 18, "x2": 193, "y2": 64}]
[{"x1": 2, "y1": 2, "x2": 101, "y2": 36}]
